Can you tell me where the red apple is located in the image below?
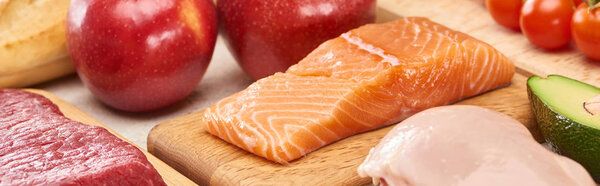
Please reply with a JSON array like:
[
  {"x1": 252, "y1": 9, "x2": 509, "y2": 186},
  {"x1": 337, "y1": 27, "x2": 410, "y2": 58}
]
[
  {"x1": 218, "y1": 0, "x2": 376, "y2": 80},
  {"x1": 66, "y1": 0, "x2": 217, "y2": 112}
]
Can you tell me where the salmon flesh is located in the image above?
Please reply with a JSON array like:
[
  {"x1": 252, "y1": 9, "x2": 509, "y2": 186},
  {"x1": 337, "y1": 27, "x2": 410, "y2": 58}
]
[{"x1": 200, "y1": 17, "x2": 515, "y2": 164}]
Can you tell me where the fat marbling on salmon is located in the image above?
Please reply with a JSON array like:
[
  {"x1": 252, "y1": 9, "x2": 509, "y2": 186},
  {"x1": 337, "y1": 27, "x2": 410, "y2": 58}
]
[{"x1": 200, "y1": 17, "x2": 515, "y2": 164}]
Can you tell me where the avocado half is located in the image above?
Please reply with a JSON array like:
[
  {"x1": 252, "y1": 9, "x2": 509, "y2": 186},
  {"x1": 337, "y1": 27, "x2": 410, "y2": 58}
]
[{"x1": 527, "y1": 75, "x2": 600, "y2": 181}]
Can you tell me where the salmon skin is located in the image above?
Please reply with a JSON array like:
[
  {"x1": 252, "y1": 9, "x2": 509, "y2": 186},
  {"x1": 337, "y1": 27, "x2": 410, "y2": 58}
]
[{"x1": 200, "y1": 17, "x2": 515, "y2": 164}]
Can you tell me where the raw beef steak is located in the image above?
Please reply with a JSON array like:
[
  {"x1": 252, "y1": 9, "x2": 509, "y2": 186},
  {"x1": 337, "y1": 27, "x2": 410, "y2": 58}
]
[{"x1": 0, "y1": 89, "x2": 166, "y2": 185}]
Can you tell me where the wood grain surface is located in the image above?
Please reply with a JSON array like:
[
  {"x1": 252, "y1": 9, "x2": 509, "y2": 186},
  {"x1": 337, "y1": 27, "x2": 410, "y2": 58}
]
[
  {"x1": 147, "y1": 73, "x2": 536, "y2": 186},
  {"x1": 24, "y1": 89, "x2": 197, "y2": 186}
]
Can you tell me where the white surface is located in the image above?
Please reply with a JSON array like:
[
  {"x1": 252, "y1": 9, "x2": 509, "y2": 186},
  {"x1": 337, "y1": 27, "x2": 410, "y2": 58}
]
[{"x1": 34, "y1": 36, "x2": 253, "y2": 149}]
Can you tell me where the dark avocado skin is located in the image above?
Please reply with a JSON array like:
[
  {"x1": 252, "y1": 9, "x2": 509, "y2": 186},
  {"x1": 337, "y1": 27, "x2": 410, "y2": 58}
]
[{"x1": 527, "y1": 76, "x2": 600, "y2": 182}]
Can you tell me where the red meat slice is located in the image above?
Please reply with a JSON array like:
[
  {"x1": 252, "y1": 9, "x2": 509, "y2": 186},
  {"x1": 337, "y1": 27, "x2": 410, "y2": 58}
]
[{"x1": 0, "y1": 89, "x2": 166, "y2": 185}]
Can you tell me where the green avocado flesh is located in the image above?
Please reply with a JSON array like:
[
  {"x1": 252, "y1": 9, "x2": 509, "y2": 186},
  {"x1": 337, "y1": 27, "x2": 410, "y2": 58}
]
[{"x1": 527, "y1": 75, "x2": 600, "y2": 181}]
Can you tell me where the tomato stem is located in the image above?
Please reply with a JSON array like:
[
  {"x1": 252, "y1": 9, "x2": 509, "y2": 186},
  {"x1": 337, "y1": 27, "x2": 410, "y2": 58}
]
[{"x1": 584, "y1": 0, "x2": 600, "y2": 12}]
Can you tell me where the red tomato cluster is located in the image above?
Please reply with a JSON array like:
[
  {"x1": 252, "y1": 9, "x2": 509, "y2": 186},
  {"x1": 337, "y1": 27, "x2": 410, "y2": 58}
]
[{"x1": 486, "y1": 0, "x2": 600, "y2": 60}]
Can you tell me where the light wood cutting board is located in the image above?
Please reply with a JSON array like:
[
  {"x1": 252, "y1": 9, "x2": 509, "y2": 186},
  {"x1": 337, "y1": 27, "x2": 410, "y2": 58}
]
[
  {"x1": 147, "y1": 0, "x2": 600, "y2": 185},
  {"x1": 147, "y1": 73, "x2": 536, "y2": 186},
  {"x1": 24, "y1": 89, "x2": 197, "y2": 186}
]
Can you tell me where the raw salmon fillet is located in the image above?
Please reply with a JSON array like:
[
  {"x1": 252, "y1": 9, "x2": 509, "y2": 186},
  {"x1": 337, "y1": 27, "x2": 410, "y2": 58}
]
[{"x1": 200, "y1": 17, "x2": 515, "y2": 164}]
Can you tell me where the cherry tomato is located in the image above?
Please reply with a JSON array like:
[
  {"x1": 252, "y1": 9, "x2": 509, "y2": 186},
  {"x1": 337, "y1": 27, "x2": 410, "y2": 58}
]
[
  {"x1": 520, "y1": 0, "x2": 575, "y2": 49},
  {"x1": 572, "y1": 3, "x2": 600, "y2": 60},
  {"x1": 486, "y1": 0, "x2": 523, "y2": 30}
]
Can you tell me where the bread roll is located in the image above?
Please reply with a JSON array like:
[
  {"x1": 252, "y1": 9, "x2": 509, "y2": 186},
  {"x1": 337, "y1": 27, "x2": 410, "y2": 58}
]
[{"x1": 0, "y1": 0, "x2": 73, "y2": 88}]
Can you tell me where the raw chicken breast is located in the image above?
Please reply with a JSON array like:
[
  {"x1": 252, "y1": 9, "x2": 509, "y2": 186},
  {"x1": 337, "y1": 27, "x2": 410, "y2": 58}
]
[{"x1": 358, "y1": 105, "x2": 595, "y2": 186}]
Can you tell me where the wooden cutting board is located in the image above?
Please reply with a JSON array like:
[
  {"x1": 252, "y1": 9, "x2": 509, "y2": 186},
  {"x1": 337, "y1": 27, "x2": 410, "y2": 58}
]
[
  {"x1": 147, "y1": 74, "x2": 535, "y2": 185},
  {"x1": 24, "y1": 89, "x2": 197, "y2": 186},
  {"x1": 147, "y1": 0, "x2": 600, "y2": 185}
]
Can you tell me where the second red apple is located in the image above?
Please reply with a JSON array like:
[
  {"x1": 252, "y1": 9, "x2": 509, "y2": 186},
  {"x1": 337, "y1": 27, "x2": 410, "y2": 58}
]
[{"x1": 218, "y1": 0, "x2": 377, "y2": 80}]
